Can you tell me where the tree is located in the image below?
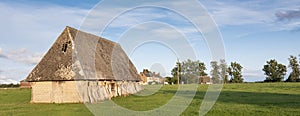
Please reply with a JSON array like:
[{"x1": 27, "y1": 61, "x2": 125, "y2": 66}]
[
  {"x1": 198, "y1": 62, "x2": 208, "y2": 76},
  {"x1": 171, "y1": 59, "x2": 207, "y2": 84},
  {"x1": 171, "y1": 66, "x2": 180, "y2": 84},
  {"x1": 227, "y1": 62, "x2": 243, "y2": 83},
  {"x1": 181, "y1": 59, "x2": 207, "y2": 84},
  {"x1": 165, "y1": 76, "x2": 177, "y2": 84},
  {"x1": 286, "y1": 55, "x2": 300, "y2": 82},
  {"x1": 171, "y1": 60, "x2": 183, "y2": 84},
  {"x1": 210, "y1": 61, "x2": 220, "y2": 84},
  {"x1": 220, "y1": 59, "x2": 229, "y2": 83},
  {"x1": 262, "y1": 59, "x2": 287, "y2": 82}
]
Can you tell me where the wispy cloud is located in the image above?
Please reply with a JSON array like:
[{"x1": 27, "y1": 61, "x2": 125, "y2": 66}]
[
  {"x1": 200, "y1": 0, "x2": 300, "y2": 32},
  {"x1": 87, "y1": 6, "x2": 196, "y2": 37},
  {"x1": 242, "y1": 69, "x2": 265, "y2": 82},
  {"x1": 200, "y1": 1, "x2": 273, "y2": 26},
  {"x1": 1, "y1": 0, "x2": 299, "y2": 83},
  {"x1": 0, "y1": 2, "x2": 98, "y2": 83},
  {"x1": 0, "y1": 75, "x2": 18, "y2": 84},
  {"x1": 243, "y1": 69, "x2": 264, "y2": 78},
  {"x1": 0, "y1": 2, "x2": 88, "y2": 49},
  {"x1": 0, "y1": 2, "x2": 88, "y2": 64},
  {"x1": 276, "y1": 8, "x2": 300, "y2": 21},
  {"x1": 0, "y1": 66, "x2": 34, "y2": 83},
  {"x1": 0, "y1": 48, "x2": 43, "y2": 65},
  {"x1": 79, "y1": 0, "x2": 220, "y2": 40},
  {"x1": 0, "y1": 48, "x2": 8, "y2": 58},
  {"x1": 274, "y1": 8, "x2": 300, "y2": 31},
  {"x1": 0, "y1": 55, "x2": 5, "y2": 58}
]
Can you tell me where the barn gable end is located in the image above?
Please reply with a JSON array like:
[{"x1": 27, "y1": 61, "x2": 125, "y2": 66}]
[
  {"x1": 26, "y1": 27, "x2": 74, "y2": 82},
  {"x1": 24, "y1": 26, "x2": 143, "y2": 103}
]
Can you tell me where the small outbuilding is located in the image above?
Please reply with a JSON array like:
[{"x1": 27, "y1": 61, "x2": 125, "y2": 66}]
[{"x1": 199, "y1": 76, "x2": 212, "y2": 84}]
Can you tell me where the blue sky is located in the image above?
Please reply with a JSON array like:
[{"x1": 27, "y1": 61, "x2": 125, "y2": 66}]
[{"x1": 0, "y1": 0, "x2": 300, "y2": 83}]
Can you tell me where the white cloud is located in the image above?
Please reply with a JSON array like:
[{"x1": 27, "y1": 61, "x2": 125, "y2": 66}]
[
  {"x1": 0, "y1": 2, "x2": 89, "y2": 64},
  {"x1": 0, "y1": 47, "x2": 7, "y2": 58},
  {"x1": 277, "y1": 21, "x2": 300, "y2": 31},
  {"x1": 243, "y1": 69, "x2": 264, "y2": 78},
  {"x1": 82, "y1": 6, "x2": 186, "y2": 36},
  {"x1": 0, "y1": 48, "x2": 43, "y2": 65},
  {"x1": 0, "y1": 2, "x2": 88, "y2": 49},
  {"x1": 201, "y1": 1, "x2": 273, "y2": 26},
  {"x1": 81, "y1": 1, "x2": 215, "y2": 37},
  {"x1": 241, "y1": 69, "x2": 265, "y2": 82},
  {"x1": 3, "y1": 0, "x2": 299, "y2": 84},
  {"x1": 0, "y1": 2, "x2": 96, "y2": 84},
  {"x1": 0, "y1": 75, "x2": 18, "y2": 84},
  {"x1": 198, "y1": 0, "x2": 300, "y2": 32},
  {"x1": 109, "y1": 8, "x2": 166, "y2": 28}
]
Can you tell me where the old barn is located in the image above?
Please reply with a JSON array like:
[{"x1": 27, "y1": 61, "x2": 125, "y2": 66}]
[{"x1": 23, "y1": 26, "x2": 143, "y2": 103}]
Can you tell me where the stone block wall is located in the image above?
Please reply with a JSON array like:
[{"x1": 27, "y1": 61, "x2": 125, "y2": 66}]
[
  {"x1": 31, "y1": 81, "x2": 82, "y2": 103},
  {"x1": 30, "y1": 81, "x2": 143, "y2": 103}
]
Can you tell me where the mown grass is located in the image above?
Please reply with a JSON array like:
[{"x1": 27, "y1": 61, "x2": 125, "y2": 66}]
[
  {"x1": 0, "y1": 88, "x2": 93, "y2": 116},
  {"x1": 112, "y1": 85, "x2": 178, "y2": 111},
  {"x1": 203, "y1": 83, "x2": 300, "y2": 116},
  {"x1": 0, "y1": 83, "x2": 299, "y2": 116},
  {"x1": 112, "y1": 83, "x2": 300, "y2": 116}
]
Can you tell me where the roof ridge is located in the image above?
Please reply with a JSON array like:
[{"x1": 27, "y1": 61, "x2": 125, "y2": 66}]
[
  {"x1": 24, "y1": 26, "x2": 141, "y2": 82},
  {"x1": 64, "y1": 26, "x2": 117, "y2": 45}
]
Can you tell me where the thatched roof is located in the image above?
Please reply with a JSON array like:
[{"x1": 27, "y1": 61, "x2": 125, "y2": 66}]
[{"x1": 25, "y1": 26, "x2": 141, "y2": 82}]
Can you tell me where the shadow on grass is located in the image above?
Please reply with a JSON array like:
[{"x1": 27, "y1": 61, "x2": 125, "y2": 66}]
[
  {"x1": 113, "y1": 85, "x2": 300, "y2": 112},
  {"x1": 180, "y1": 89, "x2": 300, "y2": 110},
  {"x1": 216, "y1": 91, "x2": 300, "y2": 108}
]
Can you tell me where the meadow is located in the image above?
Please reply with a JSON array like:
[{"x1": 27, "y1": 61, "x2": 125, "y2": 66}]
[
  {"x1": 0, "y1": 83, "x2": 299, "y2": 116},
  {"x1": 0, "y1": 88, "x2": 92, "y2": 116}
]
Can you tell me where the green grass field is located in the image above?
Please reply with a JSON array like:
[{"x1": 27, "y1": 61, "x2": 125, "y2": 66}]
[
  {"x1": 0, "y1": 88, "x2": 93, "y2": 116},
  {"x1": 0, "y1": 83, "x2": 299, "y2": 116}
]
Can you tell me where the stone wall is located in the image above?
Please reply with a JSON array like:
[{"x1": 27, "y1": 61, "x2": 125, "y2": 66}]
[
  {"x1": 31, "y1": 81, "x2": 82, "y2": 103},
  {"x1": 75, "y1": 81, "x2": 143, "y2": 103},
  {"x1": 31, "y1": 81, "x2": 143, "y2": 103}
]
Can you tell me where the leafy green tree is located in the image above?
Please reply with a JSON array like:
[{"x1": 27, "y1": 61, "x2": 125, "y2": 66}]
[
  {"x1": 210, "y1": 61, "x2": 220, "y2": 84},
  {"x1": 171, "y1": 67, "x2": 180, "y2": 84},
  {"x1": 181, "y1": 59, "x2": 207, "y2": 84},
  {"x1": 228, "y1": 62, "x2": 243, "y2": 83},
  {"x1": 171, "y1": 59, "x2": 207, "y2": 84},
  {"x1": 262, "y1": 59, "x2": 287, "y2": 82},
  {"x1": 165, "y1": 76, "x2": 178, "y2": 84},
  {"x1": 220, "y1": 59, "x2": 228, "y2": 83},
  {"x1": 286, "y1": 55, "x2": 300, "y2": 82},
  {"x1": 198, "y1": 62, "x2": 208, "y2": 76},
  {"x1": 171, "y1": 60, "x2": 182, "y2": 84}
]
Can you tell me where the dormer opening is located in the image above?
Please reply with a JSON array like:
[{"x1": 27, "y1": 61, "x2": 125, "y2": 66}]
[{"x1": 62, "y1": 43, "x2": 68, "y2": 52}]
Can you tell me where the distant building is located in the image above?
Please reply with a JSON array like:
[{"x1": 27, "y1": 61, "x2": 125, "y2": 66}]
[
  {"x1": 139, "y1": 69, "x2": 165, "y2": 85},
  {"x1": 19, "y1": 80, "x2": 31, "y2": 89},
  {"x1": 199, "y1": 76, "x2": 212, "y2": 84}
]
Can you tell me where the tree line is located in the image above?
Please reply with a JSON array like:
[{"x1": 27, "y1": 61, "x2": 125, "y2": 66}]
[
  {"x1": 166, "y1": 55, "x2": 300, "y2": 84},
  {"x1": 0, "y1": 83, "x2": 20, "y2": 88},
  {"x1": 166, "y1": 59, "x2": 243, "y2": 84},
  {"x1": 263, "y1": 55, "x2": 300, "y2": 82}
]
